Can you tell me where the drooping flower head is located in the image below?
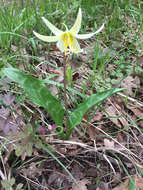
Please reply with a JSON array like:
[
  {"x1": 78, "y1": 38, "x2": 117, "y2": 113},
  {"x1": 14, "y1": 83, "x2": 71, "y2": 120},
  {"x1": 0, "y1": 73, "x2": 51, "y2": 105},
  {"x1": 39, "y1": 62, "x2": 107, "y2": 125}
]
[{"x1": 33, "y1": 8, "x2": 104, "y2": 55}]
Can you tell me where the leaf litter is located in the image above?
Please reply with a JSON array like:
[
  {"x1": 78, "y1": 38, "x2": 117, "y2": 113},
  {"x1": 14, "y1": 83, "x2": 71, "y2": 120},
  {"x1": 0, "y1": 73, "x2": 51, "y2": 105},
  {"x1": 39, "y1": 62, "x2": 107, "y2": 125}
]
[
  {"x1": 1, "y1": 49, "x2": 143, "y2": 189},
  {"x1": 1, "y1": 2, "x2": 143, "y2": 190}
]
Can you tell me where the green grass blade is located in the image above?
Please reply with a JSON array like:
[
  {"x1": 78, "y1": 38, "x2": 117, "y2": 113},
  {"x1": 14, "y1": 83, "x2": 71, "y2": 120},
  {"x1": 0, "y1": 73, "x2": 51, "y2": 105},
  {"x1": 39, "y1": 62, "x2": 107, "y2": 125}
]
[
  {"x1": 112, "y1": 153, "x2": 137, "y2": 190},
  {"x1": 40, "y1": 143, "x2": 78, "y2": 185}
]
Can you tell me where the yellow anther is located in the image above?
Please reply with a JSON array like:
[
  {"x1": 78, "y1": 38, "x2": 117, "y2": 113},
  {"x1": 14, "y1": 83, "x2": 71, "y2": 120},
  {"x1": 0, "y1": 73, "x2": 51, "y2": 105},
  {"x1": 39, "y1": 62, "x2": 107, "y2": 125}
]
[{"x1": 61, "y1": 32, "x2": 74, "y2": 55}]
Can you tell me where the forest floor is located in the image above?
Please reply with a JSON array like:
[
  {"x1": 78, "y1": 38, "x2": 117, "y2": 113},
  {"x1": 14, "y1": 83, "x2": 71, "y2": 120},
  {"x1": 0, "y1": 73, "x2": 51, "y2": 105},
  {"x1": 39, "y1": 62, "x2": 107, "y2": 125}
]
[{"x1": 0, "y1": 0, "x2": 143, "y2": 190}]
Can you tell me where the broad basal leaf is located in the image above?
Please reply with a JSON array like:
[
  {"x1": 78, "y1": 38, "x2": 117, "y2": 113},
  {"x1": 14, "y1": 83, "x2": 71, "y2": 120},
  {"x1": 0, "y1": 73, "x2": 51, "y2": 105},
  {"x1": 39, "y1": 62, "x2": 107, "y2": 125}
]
[
  {"x1": 66, "y1": 88, "x2": 124, "y2": 139},
  {"x1": 3, "y1": 68, "x2": 64, "y2": 126}
]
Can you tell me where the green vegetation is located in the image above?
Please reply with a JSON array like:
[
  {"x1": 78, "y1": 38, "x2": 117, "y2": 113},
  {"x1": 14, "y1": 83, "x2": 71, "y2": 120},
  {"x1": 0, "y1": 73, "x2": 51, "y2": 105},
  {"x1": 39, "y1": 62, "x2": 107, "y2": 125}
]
[{"x1": 0, "y1": 0, "x2": 143, "y2": 189}]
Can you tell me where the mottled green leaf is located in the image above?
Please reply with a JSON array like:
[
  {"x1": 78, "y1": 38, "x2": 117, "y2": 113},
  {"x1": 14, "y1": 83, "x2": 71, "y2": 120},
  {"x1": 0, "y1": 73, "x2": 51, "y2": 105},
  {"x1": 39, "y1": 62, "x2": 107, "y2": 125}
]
[
  {"x1": 3, "y1": 68, "x2": 64, "y2": 126},
  {"x1": 66, "y1": 88, "x2": 124, "y2": 139}
]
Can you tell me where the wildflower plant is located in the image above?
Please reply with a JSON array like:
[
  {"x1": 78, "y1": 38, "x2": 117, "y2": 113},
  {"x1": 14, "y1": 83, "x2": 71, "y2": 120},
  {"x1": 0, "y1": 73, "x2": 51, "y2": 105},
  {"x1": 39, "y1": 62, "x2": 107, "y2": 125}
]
[{"x1": 3, "y1": 8, "x2": 123, "y2": 139}]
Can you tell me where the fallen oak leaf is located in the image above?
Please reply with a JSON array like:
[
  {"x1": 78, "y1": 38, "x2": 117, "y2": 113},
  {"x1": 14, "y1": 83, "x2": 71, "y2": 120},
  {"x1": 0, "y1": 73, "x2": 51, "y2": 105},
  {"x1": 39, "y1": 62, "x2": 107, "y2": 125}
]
[
  {"x1": 121, "y1": 76, "x2": 140, "y2": 96},
  {"x1": 72, "y1": 179, "x2": 89, "y2": 190}
]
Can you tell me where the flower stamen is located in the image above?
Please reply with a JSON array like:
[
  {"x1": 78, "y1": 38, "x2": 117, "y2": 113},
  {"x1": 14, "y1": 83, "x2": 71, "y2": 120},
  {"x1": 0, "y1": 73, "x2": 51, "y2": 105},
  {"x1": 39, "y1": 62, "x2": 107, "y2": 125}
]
[{"x1": 61, "y1": 32, "x2": 74, "y2": 55}]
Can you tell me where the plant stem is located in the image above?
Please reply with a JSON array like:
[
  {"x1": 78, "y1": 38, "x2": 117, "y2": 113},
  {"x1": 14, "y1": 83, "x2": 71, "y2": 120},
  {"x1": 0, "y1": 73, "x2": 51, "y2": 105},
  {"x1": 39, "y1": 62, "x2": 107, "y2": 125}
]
[{"x1": 63, "y1": 54, "x2": 68, "y2": 125}]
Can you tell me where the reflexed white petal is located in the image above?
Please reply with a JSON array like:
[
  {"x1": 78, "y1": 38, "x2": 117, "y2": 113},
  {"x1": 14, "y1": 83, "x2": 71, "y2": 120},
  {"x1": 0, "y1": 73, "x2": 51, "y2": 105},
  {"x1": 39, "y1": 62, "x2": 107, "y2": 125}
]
[
  {"x1": 62, "y1": 23, "x2": 69, "y2": 31},
  {"x1": 56, "y1": 39, "x2": 65, "y2": 52},
  {"x1": 33, "y1": 31, "x2": 60, "y2": 42},
  {"x1": 70, "y1": 8, "x2": 82, "y2": 35},
  {"x1": 42, "y1": 17, "x2": 63, "y2": 36},
  {"x1": 75, "y1": 23, "x2": 104, "y2": 39},
  {"x1": 70, "y1": 38, "x2": 83, "y2": 53}
]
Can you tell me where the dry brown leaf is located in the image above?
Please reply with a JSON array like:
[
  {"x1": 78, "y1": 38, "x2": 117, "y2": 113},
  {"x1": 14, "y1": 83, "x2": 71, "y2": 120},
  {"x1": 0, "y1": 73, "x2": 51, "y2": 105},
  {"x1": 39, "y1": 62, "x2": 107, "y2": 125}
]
[
  {"x1": 105, "y1": 105, "x2": 122, "y2": 128},
  {"x1": 48, "y1": 172, "x2": 61, "y2": 185},
  {"x1": 104, "y1": 139, "x2": 115, "y2": 148},
  {"x1": 117, "y1": 132, "x2": 124, "y2": 142},
  {"x1": 72, "y1": 179, "x2": 89, "y2": 190},
  {"x1": 105, "y1": 104, "x2": 129, "y2": 128},
  {"x1": 90, "y1": 112, "x2": 103, "y2": 123},
  {"x1": 118, "y1": 115, "x2": 129, "y2": 128},
  {"x1": 66, "y1": 138, "x2": 82, "y2": 155},
  {"x1": 121, "y1": 76, "x2": 140, "y2": 95},
  {"x1": 86, "y1": 125, "x2": 100, "y2": 140},
  {"x1": 112, "y1": 175, "x2": 143, "y2": 190},
  {"x1": 71, "y1": 164, "x2": 85, "y2": 180},
  {"x1": 21, "y1": 163, "x2": 42, "y2": 178},
  {"x1": 126, "y1": 105, "x2": 143, "y2": 118}
]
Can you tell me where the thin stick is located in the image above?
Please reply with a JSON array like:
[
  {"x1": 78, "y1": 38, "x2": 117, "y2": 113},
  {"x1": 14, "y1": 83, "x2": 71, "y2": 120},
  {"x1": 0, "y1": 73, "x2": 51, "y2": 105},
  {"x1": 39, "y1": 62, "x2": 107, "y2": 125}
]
[{"x1": 63, "y1": 55, "x2": 68, "y2": 125}]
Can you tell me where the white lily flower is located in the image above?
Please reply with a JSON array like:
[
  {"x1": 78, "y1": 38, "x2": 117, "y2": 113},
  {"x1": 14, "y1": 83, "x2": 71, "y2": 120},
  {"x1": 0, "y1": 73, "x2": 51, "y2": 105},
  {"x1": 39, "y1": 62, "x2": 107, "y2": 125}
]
[{"x1": 33, "y1": 8, "x2": 104, "y2": 55}]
